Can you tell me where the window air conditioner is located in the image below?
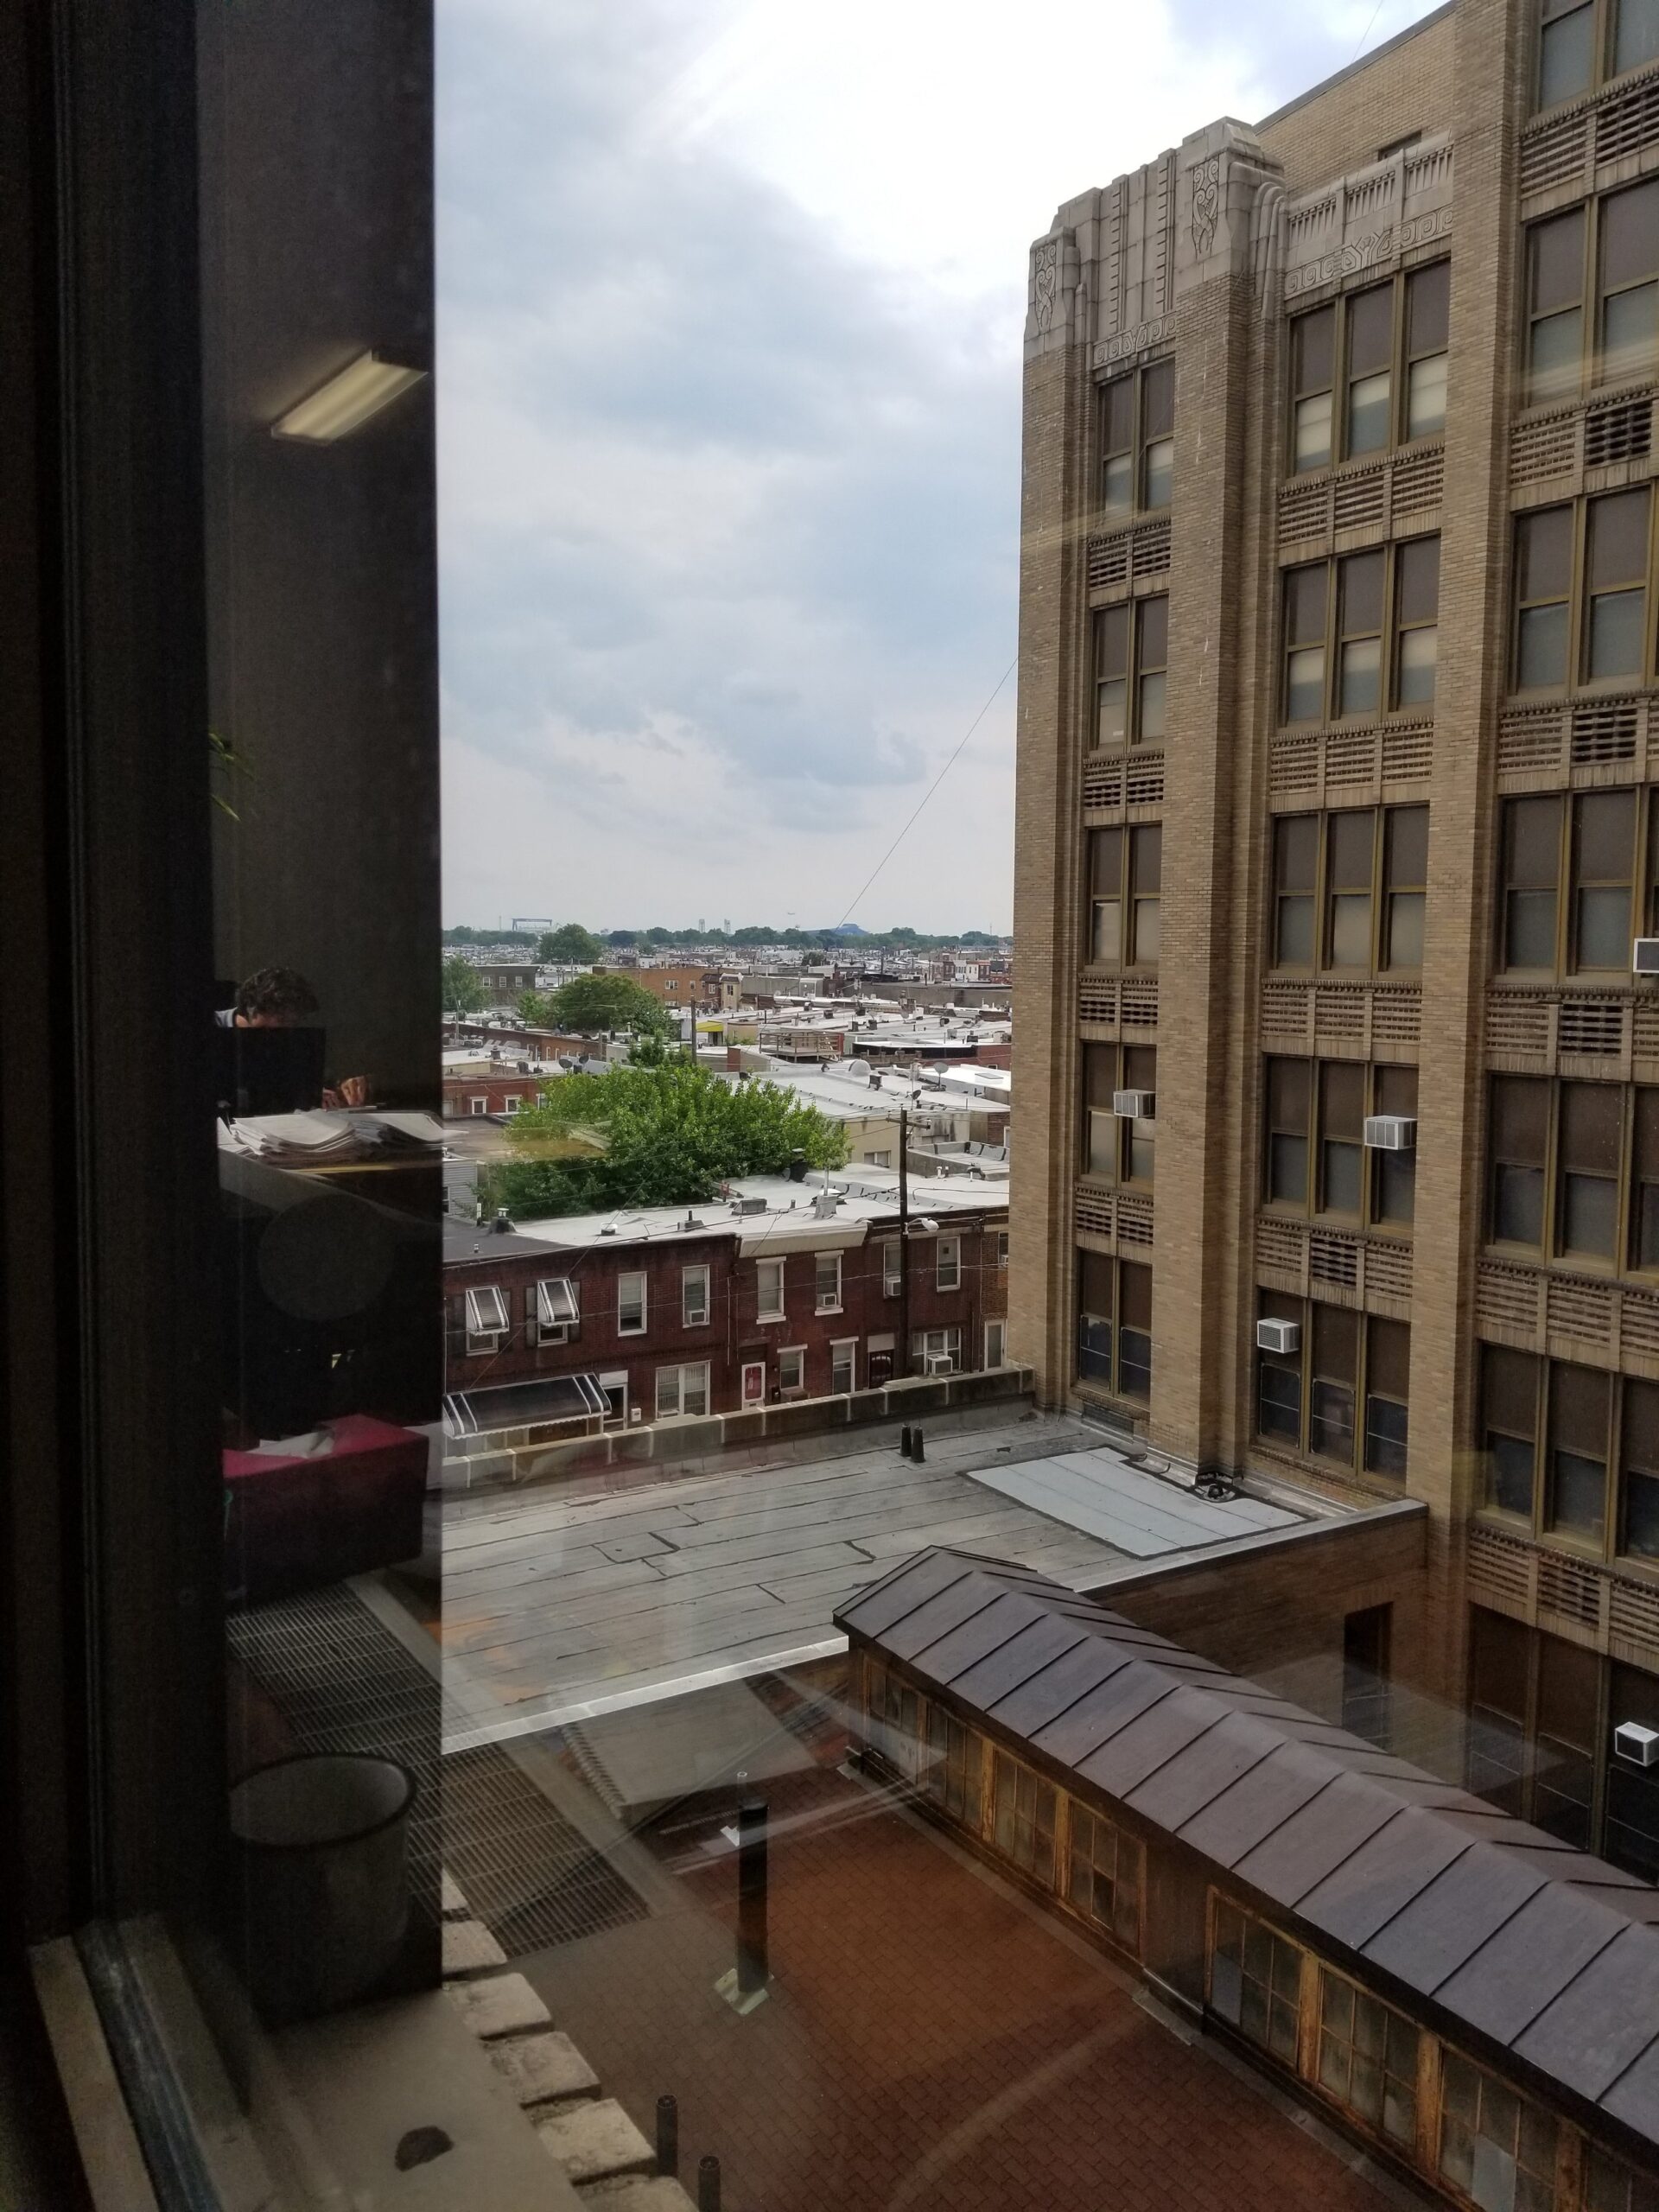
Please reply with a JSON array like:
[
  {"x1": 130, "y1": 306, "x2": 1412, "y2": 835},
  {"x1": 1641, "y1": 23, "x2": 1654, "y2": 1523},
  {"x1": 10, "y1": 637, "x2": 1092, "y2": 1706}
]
[
  {"x1": 924, "y1": 1353, "x2": 955, "y2": 1376},
  {"x1": 1363, "y1": 1116, "x2": 1417, "y2": 1152},
  {"x1": 1113, "y1": 1090, "x2": 1156, "y2": 1120},
  {"x1": 1255, "y1": 1318, "x2": 1301, "y2": 1356},
  {"x1": 1614, "y1": 1720, "x2": 1659, "y2": 1767},
  {"x1": 1636, "y1": 939, "x2": 1659, "y2": 976}
]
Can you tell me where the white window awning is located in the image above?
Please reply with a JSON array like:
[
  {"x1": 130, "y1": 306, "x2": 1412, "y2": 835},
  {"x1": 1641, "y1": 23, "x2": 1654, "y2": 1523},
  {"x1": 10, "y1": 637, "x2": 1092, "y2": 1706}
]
[
  {"x1": 465, "y1": 1285, "x2": 508, "y2": 1334},
  {"x1": 537, "y1": 1277, "x2": 579, "y2": 1327}
]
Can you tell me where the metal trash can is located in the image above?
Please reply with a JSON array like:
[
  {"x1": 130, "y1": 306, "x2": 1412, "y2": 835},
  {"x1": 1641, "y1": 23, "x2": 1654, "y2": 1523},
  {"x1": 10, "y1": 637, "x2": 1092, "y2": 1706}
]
[{"x1": 229, "y1": 1753, "x2": 416, "y2": 2021}]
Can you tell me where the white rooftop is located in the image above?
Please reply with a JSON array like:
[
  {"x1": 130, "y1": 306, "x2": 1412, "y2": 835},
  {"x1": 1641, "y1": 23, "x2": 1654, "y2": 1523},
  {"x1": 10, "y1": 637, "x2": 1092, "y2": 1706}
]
[{"x1": 509, "y1": 1170, "x2": 1005, "y2": 1255}]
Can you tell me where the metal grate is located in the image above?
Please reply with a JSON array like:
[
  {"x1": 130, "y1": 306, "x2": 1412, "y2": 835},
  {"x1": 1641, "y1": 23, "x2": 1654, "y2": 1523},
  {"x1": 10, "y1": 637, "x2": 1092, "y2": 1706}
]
[
  {"x1": 229, "y1": 1586, "x2": 646, "y2": 1955},
  {"x1": 1597, "y1": 67, "x2": 1659, "y2": 165},
  {"x1": 1584, "y1": 396, "x2": 1653, "y2": 470},
  {"x1": 1510, "y1": 411, "x2": 1579, "y2": 484},
  {"x1": 1570, "y1": 696, "x2": 1639, "y2": 764},
  {"x1": 443, "y1": 1746, "x2": 647, "y2": 1955},
  {"x1": 1520, "y1": 109, "x2": 1587, "y2": 198}
]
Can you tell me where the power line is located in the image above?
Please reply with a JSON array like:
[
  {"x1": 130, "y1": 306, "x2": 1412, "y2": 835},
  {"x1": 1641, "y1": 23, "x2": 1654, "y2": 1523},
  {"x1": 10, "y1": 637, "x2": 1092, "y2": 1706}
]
[
  {"x1": 836, "y1": 658, "x2": 1016, "y2": 929},
  {"x1": 1351, "y1": 0, "x2": 1389, "y2": 61}
]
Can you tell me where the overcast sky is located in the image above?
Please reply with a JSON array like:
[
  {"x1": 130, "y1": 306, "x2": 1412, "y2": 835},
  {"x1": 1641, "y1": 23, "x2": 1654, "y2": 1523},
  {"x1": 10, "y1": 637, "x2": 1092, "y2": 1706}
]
[{"x1": 436, "y1": 0, "x2": 1443, "y2": 935}]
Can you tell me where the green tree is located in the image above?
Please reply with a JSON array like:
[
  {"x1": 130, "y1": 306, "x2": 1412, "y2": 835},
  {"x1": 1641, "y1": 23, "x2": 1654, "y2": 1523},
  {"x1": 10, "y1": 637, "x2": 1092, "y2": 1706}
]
[
  {"x1": 483, "y1": 1061, "x2": 849, "y2": 1218},
  {"x1": 550, "y1": 972, "x2": 677, "y2": 1039},
  {"x1": 537, "y1": 923, "x2": 605, "y2": 964},
  {"x1": 605, "y1": 929, "x2": 637, "y2": 948},
  {"x1": 517, "y1": 989, "x2": 555, "y2": 1026},
  {"x1": 731, "y1": 925, "x2": 772, "y2": 946},
  {"x1": 644, "y1": 925, "x2": 673, "y2": 946},
  {"x1": 442, "y1": 954, "x2": 486, "y2": 1013}
]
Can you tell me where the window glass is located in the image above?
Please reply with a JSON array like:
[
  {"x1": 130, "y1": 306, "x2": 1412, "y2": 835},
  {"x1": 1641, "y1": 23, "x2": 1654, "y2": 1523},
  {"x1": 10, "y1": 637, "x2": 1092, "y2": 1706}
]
[
  {"x1": 1210, "y1": 1900, "x2": 1303, "y2": 2065},
  {"x1": 1469, "y1": 1607, "x2": 1533, "y2": 1812},
  {"x1": 1084, "y1": 1044, "x2": 1119, "y2": 1178},
  {"x1": 1503, "y1": 795, "x2": 1563, "y2": 969},
  {"x1": 1136, "y1": 595, "x2": 1168, "y2": 741},
  {"x1": 1624, "y1": 1377, "x2": 1659, "y2": 1561},
  {"x1": 1573, "y1": 789, "x2": 1636, "y2": 971},
  {"x1": 1142, "y1": 359, "x2": 1175, "y2": 510},
  {"x1": 1101, "y1": 375, "x2": 1134, "y2": 515},
  {"x1": 1549, "y1": 1360, "x2": 1610, "y2": 1541},
  {"x1": 1394, "y1": 537, "x2": 1440, "y2": 708},
  {"x1": 1635, "y1": 1090, "x2": 1659, "y2": 1268},
  {"x1": 1364, "y1": 1318, "x2": 1411, "y2": 1478},
  {"x1": 1130, "y1": 824, "x2": 1161, "y2": 965},
  {"x1": 1077, "y1": 1250, "x2": 1115, "y2": 1384},
  {"x1": 1327, "y1": 810, "x2": 1376, "y2": 969},
  {"x1": 1067, "y1": 1804, "x2": 1142, "y2": 1951},
  {"x1": 1585, "y1": 489, "x2": 1649, "y2": 682},
  {"x1": 1405, "y1": 261, "x2": 1450, "y2": 438},
  {"x1": 1316, "y1": 1974, "x2": 1419, "y2": 2146},
  {"x1": 1345, "y1": 286, "x2": 1393, "y2": 455},
  {"x1": 1600, "y1": 179, "x2": 1659, "y2": 386},
  {"x1": 1439, "y1": 2052, "x2": 1559, "y2": 2209},
  {"x1": 1267, "y1": 1058, "x2": 1311, "y2": 1206},
  {"x1": 1291, "y1": 305, "x2": 1335, "y2": 471},
  {"x1": 1515, "y1": 505, "x2": 1573, "y2": 690},
  {"x1": 1616, "y1": 0, "x2": 1659, "y2": 74},
  {"x1": 1528, "y1": 207, "x2": 1586, "y2": 401},
  {"x1": 1256, "y1": 1291, "x2": 1304, "y2": 1442},
  {"x1": 1491, "y1": 1076, "x2": 1549, "y2": 1246},
  {"x1": 1383, "y1": 804, "x2": 1427, "y2": 969},
  {"x1": 1337, "y1": 550, "x2": 1384, "y2": 715},
  {"x1": 1559, "y1": 1083, "x2": 1622, "y2": 1258},
  {"x1": 1309, "y1": 1303, "x2": 1358, "y2": 1464},
  {"x1": 1093, "y1": 606, "x2": 1128, "y2": 748},
  {"x1": 1090, "y1": 828, "x2": 1122, "y2": 965},
  {"x1": 1274, "y1": 815, "x2": 1319, "y2": 965},
  {"x1": 1118, "y1": 1261, "x2": 1153, "y2": 1399},
  {"x1": 1319, "y1": 1061, "x2": 1364, "y2": 1218},
  {"x1": 1484, "y1": 1344, "x2": 1541, "y2": 1518},
  {"x1": 1284, "y1": 564, "x2": 1328, "y2": 722},
  {"x1": 1540, "y1": 0, "x2": 1595, "y2": 105},
  {"x1": 1374, "y1": 1064, "x2": 1418, "y2": 1224}
]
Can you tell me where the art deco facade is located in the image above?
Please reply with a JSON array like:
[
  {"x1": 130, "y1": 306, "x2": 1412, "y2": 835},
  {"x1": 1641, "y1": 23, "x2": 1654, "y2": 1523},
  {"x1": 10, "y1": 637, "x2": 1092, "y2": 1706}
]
[{"x1": 1011, "y1": 0, "x2": 1659, "y2": 1856}]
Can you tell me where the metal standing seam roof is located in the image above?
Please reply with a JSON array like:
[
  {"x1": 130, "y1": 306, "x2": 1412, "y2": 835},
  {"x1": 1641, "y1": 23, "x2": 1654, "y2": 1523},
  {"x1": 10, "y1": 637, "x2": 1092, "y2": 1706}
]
[{"x1": 835, "y1": 1548, "x2": 1659, "y2": 2156}]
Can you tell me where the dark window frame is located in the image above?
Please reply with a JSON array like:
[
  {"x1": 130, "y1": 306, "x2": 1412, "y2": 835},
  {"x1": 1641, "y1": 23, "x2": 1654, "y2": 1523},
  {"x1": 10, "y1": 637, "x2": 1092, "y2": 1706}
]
[
  {"x1": 1269, "y1": 804, "x2": 1429, "y2": 976},
  {"x1": 1285, "y1": 259, "x2": 1450, "y2": 476},
  {"x1": 1281, "y1": 538, "x2": 1441, "y2": 725}
]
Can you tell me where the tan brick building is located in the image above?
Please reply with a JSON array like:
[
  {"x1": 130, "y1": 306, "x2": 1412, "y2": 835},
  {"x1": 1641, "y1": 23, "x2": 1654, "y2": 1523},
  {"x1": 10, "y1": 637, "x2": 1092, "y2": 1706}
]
[{"x1": 1012, "y1": 0, "x2": 1659, "y2": 1866}]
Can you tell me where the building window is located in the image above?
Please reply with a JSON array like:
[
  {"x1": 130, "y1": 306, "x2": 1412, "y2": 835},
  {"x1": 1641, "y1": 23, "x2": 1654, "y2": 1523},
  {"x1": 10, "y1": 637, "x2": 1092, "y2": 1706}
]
[
  {"x1": 1364, "y1": 1319, "x2": 1411, "y2": 1478},
  {"x1": 1281, "y1": 542, "x2": 1440, "y2": 724},
  {"x1": 1209, "y1": 1899, "x2": 1303, "y2": 2067},
  {"x1": 1086, "y1": 823, "x2": 1161, "y2": 969},
  {"x1": 1586, "y1": 2145, "x2": 1659, "y2": 2212},
  {"x1": 617, "y1": 1270, "x2": 647, "y2": 1335},
  {"x1": 1084, "y1": 1044, "x2": 1159, "y2": 1185},
  {"x1": 1256, "y1": 1295, "x2": 1409, "y2": 1480},
  {"x1": 1550, "y1": 1361, "x2": 1611, "y2": 1544},
  {"x1": 1342, "y1": 1605, "x2": 1394, "y2": 1746},
  {"x1": 995, "y1": 1230, "x2": 1009, "y2": 1268},
  {"x1": 1482, "y1": 1344, "x2": 1541, "y2": 1523},
  {"x1": 935, "y1": 1236, "x2": 961, "y2": 1291},
  {"x1": 532, "y1": 1275, "x2": 579, "y2": 1345},
  {"x1": 881, "y1": 1238, "x2": 900, "y2": 1297},
  {"x1": 912, "y1": 1326, "x2": 962, "y2": 1372},
  {"x1": 1271, "y1": 806, "x2": 1427, "y2": 975},
  {"x1": 984, "y1": 1319, "x2": 1007, "y2": 1369},
  {"x1": 682, "y1": 1263, "x2": 709, "y2": 1327},
  {"x1": 1439, "y1": 2051, "x2": 1560, "y2": 2212},
  {"x1": 864, "y1": 1148, "x2": 892, "y2": 1167},
  {"x1": 1287, "y1": 264, "x2": 1448, "y2": 472},
  {"x1": 1315, "y1": 1970, "x2": 1418, "y2": 2151},
  {"x1": 1525, "y1": 176, "x2": 1659, "y2": 403},
  {"x1": 922, "y1": 1706, "x2": 982, "y2": 1828},
  {"x1": 503, "y1": 1095, "x2": 523, "y2": 1115},
  {"x1": 1099, "y1": 357, "x2": 1174, "y2": 520},
  {"x1": 463, "y1": 1284, "x2": 509, "y2": 1354},
  {"x1": 830, "y1": 1339, "x2": 855, "y2": 1395},
  {"x1": 756, "y1": 1256, "x2": 785, "y2": 1320},
  {"x1": 778, "y1": 1345, "x2": 806, "y2": 1394},
  {"x1": 1500, "y1": 790, "x2": 1649, "y2": 975},
  {"x1": 1263, "y1": 1057, "x2": 1415, "y2": 1227},
  {"x1": 1405, "y1": 260, "x2": 1451, "y2": 439},
  {"x1": 1077, "y1": 1252, "x2": 1151, "y2": 1401},
  {"x1": 1513, "y1": 491, "x2": 1657, "y2": 693},
  {"x1": 815, "y1": 1249, "x2": 842, "y2": 1312},
  {"x1": 991, "y1": 1751, "x2": 1058, "y2": 1886},
  {"x1": 654, "y1": 1362, "x2": 710, "y2": 1420},
  {"x1": 1066, "y1": 1803, "x2": 1141, "y2": 1952},
  {"x1": 1090, "y1": 594, "x2": 1169, "y2": 751},
  {"x1": 469, "y1": 1095, "x2": 488, "y2": 1115},
  {"x1": 1624, "y1": 1376, "x2": 1659, "y2": 1560}
]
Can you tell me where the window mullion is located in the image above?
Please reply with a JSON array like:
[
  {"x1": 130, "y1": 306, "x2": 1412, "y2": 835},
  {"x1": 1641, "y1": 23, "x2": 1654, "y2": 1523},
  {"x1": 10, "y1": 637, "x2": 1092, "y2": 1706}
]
[
  {"x1": 1325, "y1": 556, "x2": 1338, "y2": 723},
  {"x1": 1334, "y1": 296, "x2": 1351, "y2": 466},
  {"x1": 1391, "y1": 271, "x2": 1408, "y2": 449},
  {"x1": 1559, "y1": 797, "x2": 1573, "y2": 980}
]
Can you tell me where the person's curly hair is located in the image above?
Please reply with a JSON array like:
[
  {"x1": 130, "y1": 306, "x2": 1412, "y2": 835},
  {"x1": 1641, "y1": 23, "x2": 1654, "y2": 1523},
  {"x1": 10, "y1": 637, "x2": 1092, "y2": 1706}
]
[{"x1": 234, "y1": 966, "x2": 320, "y2": 1023}]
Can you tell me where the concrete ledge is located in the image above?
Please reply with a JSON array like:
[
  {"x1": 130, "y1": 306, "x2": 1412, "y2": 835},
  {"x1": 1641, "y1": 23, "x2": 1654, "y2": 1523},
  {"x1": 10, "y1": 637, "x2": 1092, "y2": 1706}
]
[
  {"x1": 442, "y1": 1920, "x2": 509, "y2": 1979},
  {"x1": 445, "y1": 1974, "x2": 552, "y2": 2040},
  {"x1": 577, "y1": 2178, "x2": 697, "y2": 2209},
  {"x1": 443, "y1": 1370, "x2": 1035, "y2": 1496},
  {"x1": 1071, "y1": 1493, "x2": 1428, "y2": 1599},
  {"x1": 536, "y1": 2097, "x2": 656, "y2": 2183},
  {"x1": 488, "y1": 2031, "x2": 601, "y2": 2110}
]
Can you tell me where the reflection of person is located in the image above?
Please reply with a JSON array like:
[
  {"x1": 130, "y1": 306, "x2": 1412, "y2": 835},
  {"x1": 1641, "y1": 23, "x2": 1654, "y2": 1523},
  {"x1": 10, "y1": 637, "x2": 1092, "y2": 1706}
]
[{"x1": 216, "y1": 966, "x2": 367, "y2": 1107}]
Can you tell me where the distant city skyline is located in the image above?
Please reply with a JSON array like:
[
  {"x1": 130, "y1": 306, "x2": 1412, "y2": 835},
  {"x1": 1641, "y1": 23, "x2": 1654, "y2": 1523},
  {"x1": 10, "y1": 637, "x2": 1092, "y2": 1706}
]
[{"x1": 436, "y1": 0, "x2": 1443, "y2": 931}]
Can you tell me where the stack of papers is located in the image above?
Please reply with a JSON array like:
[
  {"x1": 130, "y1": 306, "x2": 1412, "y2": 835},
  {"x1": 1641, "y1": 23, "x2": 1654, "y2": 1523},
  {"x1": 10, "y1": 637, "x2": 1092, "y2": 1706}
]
[
  {"x1": 351, "y1": 1109, "x2": 445, "y2": 1154},
  {"x1": 217, "y1": 1112, "x2": 370, "y2": 1167}
]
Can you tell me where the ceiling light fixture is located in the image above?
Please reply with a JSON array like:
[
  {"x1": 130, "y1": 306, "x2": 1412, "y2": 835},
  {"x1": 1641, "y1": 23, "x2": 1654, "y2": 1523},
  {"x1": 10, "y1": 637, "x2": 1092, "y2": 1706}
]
[{"x1": 270, "y1": 352, "x2": 425, "y2": 443}]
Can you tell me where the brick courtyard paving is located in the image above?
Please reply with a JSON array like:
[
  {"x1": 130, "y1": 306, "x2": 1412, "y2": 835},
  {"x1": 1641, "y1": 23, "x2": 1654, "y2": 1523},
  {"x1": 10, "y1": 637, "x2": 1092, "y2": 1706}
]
[{"x1": 521, "y1": 1765, "x2": 1397, "y2": 2212}]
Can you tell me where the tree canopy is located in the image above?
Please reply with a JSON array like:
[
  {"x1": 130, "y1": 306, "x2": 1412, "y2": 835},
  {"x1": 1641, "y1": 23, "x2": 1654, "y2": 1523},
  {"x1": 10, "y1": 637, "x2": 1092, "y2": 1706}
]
[
  {"x1": 549, "y1": 972, "x2": 677, "y2": 1038},
  {"x1": 481, "y1": 1061, "x2": 849, "y2": 1218},
  {"x1": 442, "y1": 954, "x2": 486, "y2": 1013},
  {"x1": 537, "y1": 923, "x2": 605, "y2": 964}
]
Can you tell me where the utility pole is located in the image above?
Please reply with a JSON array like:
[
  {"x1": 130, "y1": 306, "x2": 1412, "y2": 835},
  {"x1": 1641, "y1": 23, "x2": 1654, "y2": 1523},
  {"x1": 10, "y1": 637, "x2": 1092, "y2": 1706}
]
[{"x1": 898, "y1": 1105, "x2": 910, "y2": 1377}]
